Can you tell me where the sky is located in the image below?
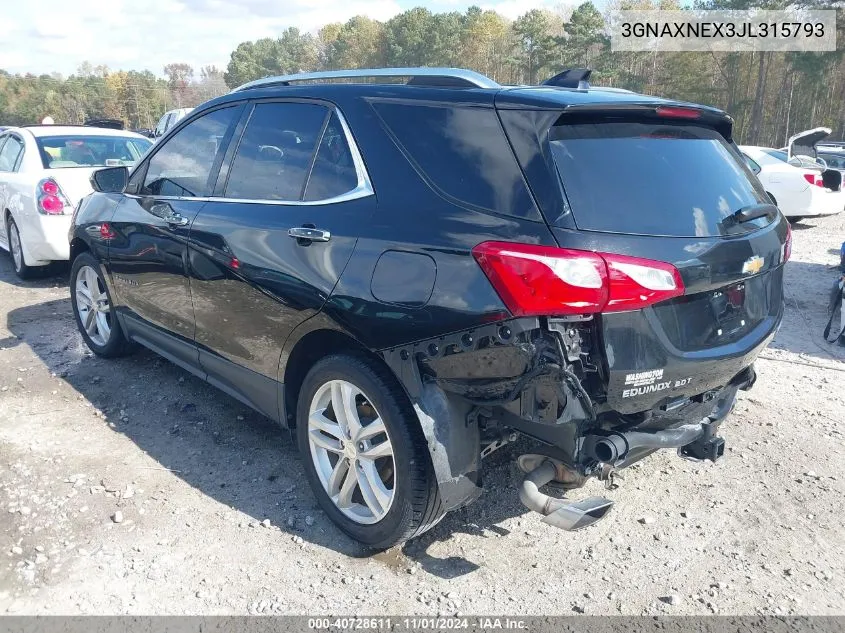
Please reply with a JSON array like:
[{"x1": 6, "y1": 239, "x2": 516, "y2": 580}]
[{"x1": 1, "y1": 0, "x2": 568, "y2": 78}]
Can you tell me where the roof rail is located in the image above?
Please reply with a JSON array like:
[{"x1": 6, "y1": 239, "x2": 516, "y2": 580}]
[
  {"x1": 233, "y1": 67, "x2": 501, "y2": 92},
  {"x1": 542, "y1": 68, "x2": 592, "y2": 90}
]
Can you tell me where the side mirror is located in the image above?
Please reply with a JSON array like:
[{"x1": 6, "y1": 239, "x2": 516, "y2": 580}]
[{"x1": 90, "y1": 166, "x2": 128, "y2": 193}]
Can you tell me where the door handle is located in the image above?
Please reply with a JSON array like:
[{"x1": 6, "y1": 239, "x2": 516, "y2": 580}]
[
  {"x1": 165, "y1": 212, "x2": 189, "y2": 227},
  {"x1": 288, "y1": 227, "x2": 331, "y2": 242}
]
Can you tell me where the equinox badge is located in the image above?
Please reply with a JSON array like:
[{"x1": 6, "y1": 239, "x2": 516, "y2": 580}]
[{"x1": 742, "y1": 255, "x2": 764, "y2": 276}]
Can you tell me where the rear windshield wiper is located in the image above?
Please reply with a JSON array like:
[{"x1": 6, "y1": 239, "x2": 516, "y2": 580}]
[{"x1": 723, "y1": 203, "x2": 778, "y2": 226}]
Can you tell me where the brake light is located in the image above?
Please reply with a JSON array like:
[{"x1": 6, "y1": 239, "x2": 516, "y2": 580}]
[
  {"x1": 41, "y1": 180, "x2": 59, "y2": 196},
  {"x1": 803, "y1": 173, "x2": 824, "y2": 187},
  {"x1": 472, "y1": 242, "x2": 608, "y2": 316},
  {"x1": 783, "y1": 223, "x2": 792, "y2": 263},
  {"x1": 472, "y1": 241, "x2": 684, "y2": 317},
  {"x1": 603, "y1": 253, "x2": 685, "y2": 311},
  {"x1": 99, "y1": 223, "x2": 116, "y2": 240},
  {"x1": 40, "y1": 195, "x2": 64, "y2": 214},
  {"x1": 37, "y1": 178, "x2": 70, "y2": 215},
  {"x1": 655, "y1": 106, "x2": 701, "y2": 120}
]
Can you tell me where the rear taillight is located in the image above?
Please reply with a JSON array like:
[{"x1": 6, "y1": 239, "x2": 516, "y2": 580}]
[
  {"x1": 783, "y1": 223, "x2": 792, "y2": 263},
  {"x1": 99, "y1": 222, "x2": 116, "y2": 240},
  {"x1": 803, "y1": 173, "x2": 824, "y2": 187},
  {"x1": 603, "y1": 253, "x2": 685, "y2": 311},
  {"x1": 472, "y1": 241, "x2": 684, "y2": 317},
  {"x1": 37, "y1": 178, "x2": 70, "y2": 215}
]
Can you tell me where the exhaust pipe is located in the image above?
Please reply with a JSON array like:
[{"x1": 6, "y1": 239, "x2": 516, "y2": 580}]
[
  {"x1": 518, "y1": 458, "x2": 613, "y2": 531},
  {"x1": 587, "y1": 423, "x2": 706, "y2": 463}
]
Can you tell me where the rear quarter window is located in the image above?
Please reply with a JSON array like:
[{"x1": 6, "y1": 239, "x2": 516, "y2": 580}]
[
  {"x1": 371, "y1": 101, "x2": 540, "y2": 220},
  {"x1": 550, "y1": 122, "x2": 770, "y2": 237}
]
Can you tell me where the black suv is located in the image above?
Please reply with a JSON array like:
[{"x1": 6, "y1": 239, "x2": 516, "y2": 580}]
[{"x1": 70, "y1": 67, "x2": 788, "y2": 548}]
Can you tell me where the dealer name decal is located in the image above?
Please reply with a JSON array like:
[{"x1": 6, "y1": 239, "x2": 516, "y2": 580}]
[
  {"x1": 624, "y1": 369, "x2": 664, "y2": 387},
  {"x1": 622, "y1": 370, "x2": 692, "y2": 398}
]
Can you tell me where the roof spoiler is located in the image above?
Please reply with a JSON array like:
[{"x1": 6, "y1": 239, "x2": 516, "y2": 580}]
[{"x1": 542, "y1": 68, "x2": 591, "y2": 90}]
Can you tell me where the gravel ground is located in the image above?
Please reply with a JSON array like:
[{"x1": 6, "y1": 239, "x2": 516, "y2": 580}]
[{"x1": 0, "y1": 213, "x2": 844, "y2": 616}]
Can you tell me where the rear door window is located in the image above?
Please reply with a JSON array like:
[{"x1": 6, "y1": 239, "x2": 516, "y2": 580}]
[
  {"x1": 550, "y1": 122, "x2": 770, "y2": 237},
  {"x1": 0, "y1": 136, "x2": 24, "y2": 172},
  {"x1": 224, "y1": 102, "x2": 327, "y2": 201},
  {"x1": 304, "y1": 112, "x2": 358, "y2": 201}
]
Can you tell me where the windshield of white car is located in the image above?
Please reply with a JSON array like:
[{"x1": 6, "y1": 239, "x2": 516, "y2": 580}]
[{"x1": 36, "y1": 135, "x2": 152, "y2": 169}]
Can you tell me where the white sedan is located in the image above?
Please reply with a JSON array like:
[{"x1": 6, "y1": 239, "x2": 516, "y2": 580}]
[
  {"x1": 0, "y1": 126, "x2": 152, "y2": 278},
  {"x1": 740, "y1": 145, "x2": 844, "y2": 221}
]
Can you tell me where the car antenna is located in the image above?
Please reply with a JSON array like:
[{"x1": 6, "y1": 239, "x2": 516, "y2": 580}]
[{"x1": 542, "y1": 68, "x2": 591, "y2": 90}]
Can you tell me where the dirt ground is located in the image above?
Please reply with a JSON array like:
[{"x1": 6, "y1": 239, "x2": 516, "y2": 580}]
[{"x1": 1, "y1": 213, "x2": 844, "y2": 616}]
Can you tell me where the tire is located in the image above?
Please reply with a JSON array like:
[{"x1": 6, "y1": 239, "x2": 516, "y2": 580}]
[
  {"x1": 296, "y1": 354, "x2": 444, "y2": 549},
  {"x1": 70, "y1": 251, "x2": 135, "y2": 358},
  {"x1": 6, "y1": 217, "x2": 41, "y2": 280}
]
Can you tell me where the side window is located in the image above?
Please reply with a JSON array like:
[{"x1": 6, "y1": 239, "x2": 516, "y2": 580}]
[
  {"x1": 142, "y1": 107, "x2": 237, "y2": 197},
  {"x1": 304, "y1": 112, "x2": 358, "y2": 201},
  {"x1": 743, "y1": 154, "x2": 761, "y2": 175},
  {"x1": 225, "y1": 102, "x2": 327, "y2": 201},
  {"x1": 372, "y1": 101, "x2": 539, "y2": 219},
  {"x1": 0, "y1": 136, "x2": 24, "y2": 172},
  {"x1": 154, "y1": 114, "x2": 168, "y2": 136}
]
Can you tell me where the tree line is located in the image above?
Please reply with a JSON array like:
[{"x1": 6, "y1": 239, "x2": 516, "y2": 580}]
[{"x1": 1, "y1": 1, "x2": 843, "y2": 146}]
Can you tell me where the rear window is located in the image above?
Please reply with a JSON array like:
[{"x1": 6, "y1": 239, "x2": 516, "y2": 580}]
[
  {"x1": 37, "y1": 135, "x2": 151, "y2": 169},
  {"x1": 550, "y1": 122, "x2": 770, "y2": 237},
  {"x1": 763, "y1": 148, "x2": 789, "y2": 163}
]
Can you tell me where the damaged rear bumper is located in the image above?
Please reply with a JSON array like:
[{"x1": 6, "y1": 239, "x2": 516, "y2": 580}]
[{"x1": 382, "y1": 317, "x2": 764, "y2": 511}]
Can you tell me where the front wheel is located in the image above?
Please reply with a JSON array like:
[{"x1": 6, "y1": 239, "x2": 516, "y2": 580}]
[
  {"x1": 70, "y1": 252, "x2": 135, "y2": 357},
  {"x1": 296, "y1": 354, "x2": 444, "y2": 549}
]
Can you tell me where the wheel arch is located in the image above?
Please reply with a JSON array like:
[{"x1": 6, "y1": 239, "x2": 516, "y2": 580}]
[
  {"x1": 281, "y1": 324, "x2": 396, "y2": 429},
  {"x1": 69, "y1": 236, "x2": 91, "y2": 262},
  {"x1": 280, "y1": 316, "x2": 482, "y2": 513}
]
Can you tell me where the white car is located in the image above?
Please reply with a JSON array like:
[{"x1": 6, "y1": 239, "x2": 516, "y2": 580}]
[
  {"x1": 740, "y1": 145, "x2": 844, "y2": 221},
  {"x1": 0, "y1": 125, "x2": 152, "y2": 278},
  {"x1": 153, "y1": 108, "x2": 193, "y2": 140}
]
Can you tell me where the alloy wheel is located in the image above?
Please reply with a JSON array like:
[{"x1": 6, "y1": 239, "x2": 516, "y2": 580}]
[
  {"x1": 75, "y1": 265, "x2": 112, "y2": 347},
  {"x1": 308, "y1": 379, "x2": 396, "y2": 524}
]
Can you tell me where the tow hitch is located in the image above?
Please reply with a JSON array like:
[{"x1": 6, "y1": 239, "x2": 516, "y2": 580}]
[
  {"x1": 517, "y1": 455, "x2": 613, "y2": 531},
  {"x1": 679, "y1": 419, "x2": 726, "y2": 462}
]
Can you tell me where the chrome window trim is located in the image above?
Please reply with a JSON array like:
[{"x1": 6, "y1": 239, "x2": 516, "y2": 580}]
[
  {"x1": 124, "y1": 194, "x2": 212, "y2": 202},
  {"x1": 207, "y1": 184, "x2": 372, "y2": 207},
  {"x1": 331, "y1": 105, "x2": 373, "y2": 200},
  {"x1": 128, "y1": 102, "x2": 373, "y2": 206}
]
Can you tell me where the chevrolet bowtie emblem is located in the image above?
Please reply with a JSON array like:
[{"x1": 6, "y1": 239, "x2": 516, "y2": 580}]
[{"x1": 742, "y1": 255, "x2": 765, "y2": 275}]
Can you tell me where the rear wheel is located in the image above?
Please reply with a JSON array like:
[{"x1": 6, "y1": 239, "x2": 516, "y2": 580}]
[
  {"x1": 70, "y1": 252, "x2": 135, "y2": 357},
  {"x1": 296, "y1": 354, "x2": 443, "y2": 549},
  {"x1": 6, "y1": 217, "x2": 41, "y2": 280}
]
